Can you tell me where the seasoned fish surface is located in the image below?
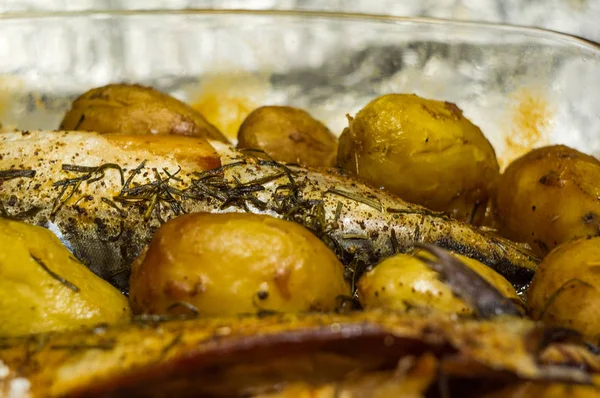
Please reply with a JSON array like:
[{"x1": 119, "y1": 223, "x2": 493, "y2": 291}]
[{"x1": 0, "y1": 131, "x2": 538, "y2": 292}]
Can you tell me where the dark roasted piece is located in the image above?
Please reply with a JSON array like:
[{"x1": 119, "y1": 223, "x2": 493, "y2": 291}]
[
  {"x1": 1, "y1": 311, "x2": 599, "y2": 397},
  {"x1": 416, "y1": 244, "x2": 523, "y2": 318}
]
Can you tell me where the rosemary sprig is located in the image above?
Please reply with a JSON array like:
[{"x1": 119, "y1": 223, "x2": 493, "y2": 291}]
[
  {"x1": 166, "y1": 301, "x2": 200, "y2": 315},
  {"x1": 159, "y1": 333, "x2": 183, "y2": 360},
  {"x1": 390, "y1": 229, "x2": 399, "y2": 253},
  {"x1": 51, "y1": 163, "x2": 125, "y2": 216},
  {"x1": 62, "y1": 163, "x2": 124, "y2": 185},
  {"x1": 334, "y1": 201, "x2": 343, "y2": 223},
  {"x1": 342, "y1": 233, "x2": 369, "y2": 240},
  {"x1": 122, "y1": 160, "x2": 147, "y2": 193},
  {"x1": 326, "y1": 188, "x2": 382, "y2": 212},
  {"x1": 386, "y1": 206, "x2": 449, "y2": 220},
  {"x1": 0, "y1": 169, "x2": 36, "y2": 180},
  {"x1": 101, "y1": 197, "x2": 126, "y2": 218},
  {"x1": 539, "y1": 278, "x2": 594, "y2": 321},
  {"x1": 49, "y1": 340, "x2": 115, "y2": 351},
  {"x1": 30, "y1": 254, "x2": 80, "y2": 293},
  {"x1": 117, "y1": 165, "x2": 187, "y2": 222}
]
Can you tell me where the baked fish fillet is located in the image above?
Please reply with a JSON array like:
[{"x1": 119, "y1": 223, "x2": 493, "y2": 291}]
[{"x1": 0, "y1": 131, "x2": 538, "y2": 293}]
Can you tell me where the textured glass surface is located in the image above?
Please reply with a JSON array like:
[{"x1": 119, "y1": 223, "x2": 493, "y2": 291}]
[
  {"x1": 0, "y1": 0, "x2": 598, "y2": 42},
  {"x1": 0, "y1": 10, "x2": 599, "y2": 166}
]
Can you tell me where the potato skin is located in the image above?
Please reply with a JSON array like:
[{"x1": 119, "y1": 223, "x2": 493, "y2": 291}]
[
  {"x1": 527, "y1": 237, "x2": 600, "y2": 338},
  {"x1": 337, "y1": 94, "x2": 499, "y2": 222},
  {"x1": 129, "y1": 213, "x2": 350, "y2": 316},
  {"x1": 60, "y1": 84, "x2": 228, "y2": 142},
  {"x1": 0, "y1": 219, "x2": 130, "y2": 337},
  {"x1": 357, "y1": 251, "x2": 518, "y2": 315},
  {"x1": 496, "y1": 145, "x2": 600, "y2": 256},
  {"x1": 237, "y1": 106, "x2": 338, "y2": 167}
]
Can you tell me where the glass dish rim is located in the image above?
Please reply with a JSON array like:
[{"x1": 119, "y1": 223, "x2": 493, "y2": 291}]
[{"x1": 0, "y1": 8, "x2": 597, "y2": 52}]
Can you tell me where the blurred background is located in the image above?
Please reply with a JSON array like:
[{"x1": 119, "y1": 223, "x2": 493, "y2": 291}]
[
  {"x1": 0, "y1": 0, "x2": 598, "y2": 43},
  {"x1": 0, "y1": 0, "x2": 598, "y2": 165}
]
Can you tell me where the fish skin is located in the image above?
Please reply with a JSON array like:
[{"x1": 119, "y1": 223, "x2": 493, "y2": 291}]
[
  {"x1": 0, "y1": 311, "x2": 596, "y2": 398},
  {"x1": 0, "y1": 131, "x2": 539, "y2": 293}
]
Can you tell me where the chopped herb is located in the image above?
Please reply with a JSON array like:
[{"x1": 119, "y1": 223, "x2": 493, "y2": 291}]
[
  {"x1": 166, "y1": 301, "x2": 200, "y2": 315},
  {"x1": 31, "y1": 254, "x2": 80, "y2": 293},
  {"x1": 159, "y1": 333, "x2": 183, "y2": 360},
  {"x1": 326, "y1": 188, "x2": 382, "y2": 212},
  {"x1": 117, "y1": 165, "x2": 188, "y2": 223},
  {"x1": 344, "y1": 256, "x2": 367, "y2": 296},
  {"x1": 242, "y1": 171, "x2": 285, "y2": 186},
  {"x1": 52, "y1": 162, "x2": 125, "y2": 216},
  {"x1": 122, "y1": 160, "x2": 147, "y2": 194},
  {"x1": 62, "y1": 163, "x2": 124, "y2": 185},
  {"x1": 342, "y1": 234, "x2": 369, "y2": 239},
  {"x1": 192, "y1": 161, "x2": 246, "y2": 180},
  {"x1": 109, "y1": 267, "x2": 129, "y2": 277},
  {"x1": 390, "y1": 229, "x2": 399, "y2": 253},
  {"x1": 539, "y1": 278, "x2": 594, "y2": 321},
  {"x1": 187, "y1": 161, "x2": 270, "y2": 212},
  {"x1": 334, "y1": 201, "x2": 343, "y2": 223},
  {"x1": 162, "y1": 166, "x2": 183, "y2": 182},
  {"x1": 387, "y1": 206, "x2": 448, "y2": 220},
  {"x1": 49, "y1": 340, "x2": 115, "y2": 351},
  {"x1": 0, "y1": 169, "x2": 36, "y2": 180},
  {"x1": 101, "y1": 197, "x2": 126, "y2": 218}
]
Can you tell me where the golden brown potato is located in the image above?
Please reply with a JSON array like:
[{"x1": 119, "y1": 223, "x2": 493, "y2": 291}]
[
  {"x1": 527, "y1": 237, "x2": 600, "y2": 337},
  {"x1": 60, "y1": 84, "x2": 229, "y2": 142},
  {"x1": 0, "y1": 218, "x2": 130, "y2": 337},
  {"x1": 237, "y1": 106, "x2": 337, "y2": 167},
  {"x1": 337, "y1": 94, "x2": 499, "y2": 222},
  {"x1": 357, "y1": 251, "x2": 518, "y2": 315},
  {"x1": 129, "y1": 213, "x2": 350, "y2": 316},
  {"x1": 496, "y1": 145, "x2": 600, "y2": 256}
]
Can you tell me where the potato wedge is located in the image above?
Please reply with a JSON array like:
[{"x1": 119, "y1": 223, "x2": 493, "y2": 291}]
[
  {"x1": 337, "y1": 94, "x2": 499, "y2": 222},
  {"x1": 0, "y1": 218, "x2": 130, "y2": 337},
  {"x1": 237, "y1": 106, "x2": 337, "y2": 167},
  {"x1": 496, "y1": 145, "x2": 600, "y2": 256},
  {"x1": 60, "y1": 84, "x2": 229, "y2": 142},
  {"x1": 527, "y1": 237, "x2": 600, "y2": 338},
  {"x1": 357, "y1": 251, "x2": 519, "y2": 315},
  {"x1": 129, "y1": 213, "x2": 350, "y2": 316}
]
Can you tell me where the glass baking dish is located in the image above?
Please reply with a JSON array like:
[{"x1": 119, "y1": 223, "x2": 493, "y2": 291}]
[{"x1": 0, "y1": 9, "x2": 598, "y2": 167}]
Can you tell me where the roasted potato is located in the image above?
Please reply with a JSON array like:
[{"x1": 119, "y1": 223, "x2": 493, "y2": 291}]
[
  {"x1": 129, "y1": 213, "x2": 350, "y2": 316},
  {"x1": 496, "y1": 145, "x2": 600, "y2": 256},
  {"x1": 0, "y1": 218, "x2": 130, "y2": 337},
  {"x1": 237, "y1": 106, "x2": 337, "y2": 167},
  {"x1": 357, "y1": 251, "x2": 519, "y2": 315},
  {"x1": 60, "y1": 84, "x2": 228, "y2": 142},
  {"x1": 337, "y1": 94, "x2": 499, "y2": 222},
  {"x1": 527, "y1": 237, "x2": 600, "y2": 337}
]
